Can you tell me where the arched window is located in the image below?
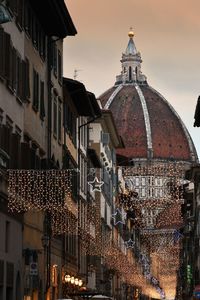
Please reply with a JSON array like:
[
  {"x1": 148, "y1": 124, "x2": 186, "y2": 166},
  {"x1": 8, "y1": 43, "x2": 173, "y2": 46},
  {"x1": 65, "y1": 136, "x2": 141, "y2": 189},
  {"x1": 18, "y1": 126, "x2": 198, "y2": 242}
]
[{"x1": 129, "y1": 66, "x2": 132, "y2": 81}]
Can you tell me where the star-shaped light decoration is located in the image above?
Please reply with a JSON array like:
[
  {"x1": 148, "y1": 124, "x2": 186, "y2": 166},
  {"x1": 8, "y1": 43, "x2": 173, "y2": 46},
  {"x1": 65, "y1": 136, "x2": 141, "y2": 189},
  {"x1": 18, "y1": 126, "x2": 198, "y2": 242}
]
[
  {"x1": 112, "y1": 208, "x2": 127, "y2": 225},
  {"x1": 124, "y1": 238, "x2": 135, "y2": 248},
  {"x1": 173, "y1": 229, "x2": 183, "y2": 243},
  {"x1": 88, "y1": 177, "x2": 104, "y2": 192}
]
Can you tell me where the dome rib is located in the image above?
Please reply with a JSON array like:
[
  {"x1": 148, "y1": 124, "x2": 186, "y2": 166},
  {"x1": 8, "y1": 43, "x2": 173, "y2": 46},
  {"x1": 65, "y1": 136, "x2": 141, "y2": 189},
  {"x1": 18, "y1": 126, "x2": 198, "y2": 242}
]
[
  {"x1": 135, "y1": 84, "x2": 153, "y2": 157},
  {"x1": 105, "y1": 84, "x2": 123, "y2": 109}
]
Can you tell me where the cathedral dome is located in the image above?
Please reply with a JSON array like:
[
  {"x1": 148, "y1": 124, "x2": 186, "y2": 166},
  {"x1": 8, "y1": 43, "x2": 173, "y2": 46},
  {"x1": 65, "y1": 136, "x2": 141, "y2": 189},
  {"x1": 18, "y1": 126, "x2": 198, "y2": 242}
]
[{"x1": 99, "y1": 30, "x2": 198, "y2": 164}]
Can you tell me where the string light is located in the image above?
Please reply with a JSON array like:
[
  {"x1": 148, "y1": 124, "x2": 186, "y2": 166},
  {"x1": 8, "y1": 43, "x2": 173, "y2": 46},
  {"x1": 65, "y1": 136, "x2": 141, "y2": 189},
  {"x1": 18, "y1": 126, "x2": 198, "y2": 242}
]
[
  {"x1": 8, "y1": 169, "x2": 73, "y2": 213},
  {"x1": 7, "y1": 160, "x2": 186, "y2": 299}
]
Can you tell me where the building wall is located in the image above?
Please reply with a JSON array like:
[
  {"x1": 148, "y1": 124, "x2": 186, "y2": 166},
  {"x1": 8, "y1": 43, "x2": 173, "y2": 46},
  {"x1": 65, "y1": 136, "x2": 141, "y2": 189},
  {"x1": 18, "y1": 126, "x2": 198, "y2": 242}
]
[
  {"x1": 0, "y1": 11, "x2": 25, "y2": 300},
  {"x1": 0, "y1": 211, "x2": 23, "y2": 300}
]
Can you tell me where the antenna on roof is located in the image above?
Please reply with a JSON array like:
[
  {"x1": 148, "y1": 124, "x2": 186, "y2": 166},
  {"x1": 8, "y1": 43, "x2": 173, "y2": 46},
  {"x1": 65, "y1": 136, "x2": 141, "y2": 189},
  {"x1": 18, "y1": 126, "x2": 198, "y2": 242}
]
[{"x1": 73, "y1": 69, "x2": 82, "y2": 80}]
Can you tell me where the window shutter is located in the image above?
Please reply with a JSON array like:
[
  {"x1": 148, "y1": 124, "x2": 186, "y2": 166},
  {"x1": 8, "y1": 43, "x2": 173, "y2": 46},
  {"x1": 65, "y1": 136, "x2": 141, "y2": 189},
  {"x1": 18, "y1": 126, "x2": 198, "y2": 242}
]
[
  {"x1": 32, "y1": 18, "x2": 37, "y2": 47},
  {"x1": 33, "y1": 69, "x2": 39, "y2": 110},
  {"x1": 10, "y1": 133, "x2": 21, "y2": 169},
  {"x1": 0, "y1": 28, "x2": 5, "y2": 78},
  {"x1": 20, "y1": 142, "x2": 31, "y2": 169},
  {"x1": 19, "y1": 59, "x2": 23, "y2": 100},
  {"x1": 12, "y1": 47, "x2": 17, "y2": 92},
  {"x1": 30, "y1": 148, "x2": 36, "y2": 169},
  {"x1": 1, "y1": 125, "x2": 11, "y2": 157},
  {"x1": 22, "y1": 59, "x2": 30, "y2": 102},
  {"x1": 24, "y1": 2, "x2": 31, "y2": 34},
  {"x1": 0, "y1": 261, "x2": 4, "y2": 285},
  {"x1": 40, "y1": 31, "x2": 46, "y2": 61},
  {"x1": 58, "y1": 100, "x2": 61, "y2": 141},
  {"x1": 36, "y1": 72, "x2": 39, "y2": 109},
  {"x1": 53, "y1": 95, "x2": 57, "y2": 136},
  {"x1": 53, "y1": 43, "x2": 57, "y2": 76},
  {"x1": 16, "y1": 55, "x2": 20, "y2": 97},
  {"x1": 6, "y1": 262, "x2": 14, "y2": 287},
  {"x1": 21, "y1": 60, "x2": 26, "y2": 101},
  {"x1": 58, "y1": 50, "x2": 62, "y2": 83},
  {"x1": 40, "y1": 81, "x2": 45, "y2": 119},
  {"x1": 16, "y1": 0, "x2": 24, "y2": 28},
  {"x1": 8, "y1": 44, "x2": 13, "y2": 90},
  {"x1": 35, "y1": 155, "x2": 41, "y2": 169},
  {"x1": 25, "y1": 58, "x2": 30, "y2": 100},
  {"x1": 7, "y1": 0, "x2": 17, "y2": 14},
  {"x1": 16, "y1": 55, "x2": 23, "y2": 99},
  {"x1": 4, "y1": 32, "x2": 11, "y2": 80}
]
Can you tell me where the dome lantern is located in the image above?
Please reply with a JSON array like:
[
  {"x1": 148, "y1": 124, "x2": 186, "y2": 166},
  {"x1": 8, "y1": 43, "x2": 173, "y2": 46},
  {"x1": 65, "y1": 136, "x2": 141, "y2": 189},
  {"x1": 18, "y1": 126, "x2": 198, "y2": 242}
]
[{"x1": 115, "y1": 29, "x2": 147, "y2": 85}]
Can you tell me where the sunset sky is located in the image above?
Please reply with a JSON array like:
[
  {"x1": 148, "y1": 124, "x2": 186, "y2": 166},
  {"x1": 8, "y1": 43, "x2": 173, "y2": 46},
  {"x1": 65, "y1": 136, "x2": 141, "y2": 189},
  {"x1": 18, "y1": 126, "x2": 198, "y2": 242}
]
[{"x1": 64, "y1": 0, "x2": 200, "y2": 158}]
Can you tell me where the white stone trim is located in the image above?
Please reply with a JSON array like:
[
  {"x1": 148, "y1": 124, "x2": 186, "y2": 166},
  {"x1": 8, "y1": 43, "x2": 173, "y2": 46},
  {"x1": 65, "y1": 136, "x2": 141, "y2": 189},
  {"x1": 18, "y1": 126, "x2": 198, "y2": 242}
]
[
  {"x1": 149, "y1": 86, "x2": 197, "y2": 162},
  {"x1": 135, "y1": 84, "x2": 153, "y2": 152},
  {"x1": 104, "y1": 84, "x2": 123, "y2": 109}
]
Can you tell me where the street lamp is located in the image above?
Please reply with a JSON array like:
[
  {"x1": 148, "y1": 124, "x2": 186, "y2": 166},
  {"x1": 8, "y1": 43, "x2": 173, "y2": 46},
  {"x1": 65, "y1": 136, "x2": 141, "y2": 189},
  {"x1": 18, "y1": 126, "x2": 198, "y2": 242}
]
[
  {"x1": 0, "y1": 1, "x2": 12, "y2": 24},
  {"x1": 70, "y1": 276, "x2": 75, "y2": 284},
  {"x1": 64, "y1": 275, "x2": 71, "y2": 283},
  {"x1": 78, "y1": 279, "x2": 83, "y2": 287},
  {"x1": 74, "y1": 278, "x2": 79, "y2": 286}
]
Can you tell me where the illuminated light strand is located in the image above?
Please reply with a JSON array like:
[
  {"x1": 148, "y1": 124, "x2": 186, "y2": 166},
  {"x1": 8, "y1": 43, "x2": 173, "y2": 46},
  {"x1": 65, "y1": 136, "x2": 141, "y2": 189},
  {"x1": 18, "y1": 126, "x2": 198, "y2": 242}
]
[
  {"x1": 119, "y1": 161, "x2": 185, "y2": 297},
  {"x1": 7, "y1": 162, "x2": 185, "y2": 298},
  {"x1": 7, "y1": 169, "x2": 73, "y2": 213},
  {"x1": 123, "y1": 162, "x2": 184, "y2": 177},
  {"x1": 155, "y1": 202, "x2": 183, "y2": 229}
]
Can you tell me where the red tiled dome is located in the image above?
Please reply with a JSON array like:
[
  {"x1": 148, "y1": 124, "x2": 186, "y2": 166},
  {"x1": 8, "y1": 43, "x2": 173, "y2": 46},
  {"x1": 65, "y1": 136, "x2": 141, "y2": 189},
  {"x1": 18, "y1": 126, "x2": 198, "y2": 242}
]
[
  {"x1": 99, "y1": 32, "x2": 198, "y2": 163},
  {"x1": 99, "y1": 84, "x2": 197, "y2": 163}
]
